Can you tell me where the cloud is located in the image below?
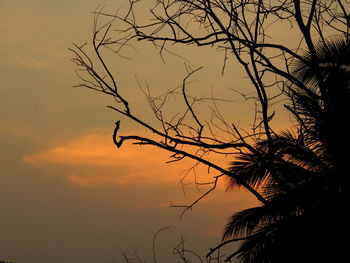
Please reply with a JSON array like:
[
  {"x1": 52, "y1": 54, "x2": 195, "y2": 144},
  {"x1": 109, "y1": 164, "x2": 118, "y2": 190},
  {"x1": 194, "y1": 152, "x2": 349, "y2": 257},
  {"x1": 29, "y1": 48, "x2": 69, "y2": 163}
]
[
  {"x1": 24, "y1": 132, "x2": 160, "y2": 167},
  {"x1": 22, "y1": 131, "x2": 234, "y2": 191},
  {"x1": 23, "y1": 131, "x2": 188, "y2": 186},
  {"x1": 12, "y1": 54, "x2": 63, "y2": 73},
  {"x1": 65, "y1": 172, "x2": 138, "y2": 186}
]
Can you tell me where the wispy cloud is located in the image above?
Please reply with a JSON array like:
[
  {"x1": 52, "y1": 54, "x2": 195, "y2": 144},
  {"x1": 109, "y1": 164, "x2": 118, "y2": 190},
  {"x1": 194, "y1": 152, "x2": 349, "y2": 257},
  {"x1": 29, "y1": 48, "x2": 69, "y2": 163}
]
[
  {"x1": 23, "y1": 131, "x2": 185, "y2": 186},
  {"x1": 12, "y1": 54, "x2": 64, "y2": 72},
  {"x1": 23, "y1": 132, "x2": 166, "y2": 167}
]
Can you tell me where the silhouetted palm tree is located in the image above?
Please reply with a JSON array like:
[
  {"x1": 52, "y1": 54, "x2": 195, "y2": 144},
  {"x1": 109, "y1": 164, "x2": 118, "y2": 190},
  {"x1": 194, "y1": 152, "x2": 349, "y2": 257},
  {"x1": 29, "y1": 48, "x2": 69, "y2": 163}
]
[
  {"x1": 290, "y1": 37, "x2": 350, "y2": 173},
  {"x1": 223, "y1": 37, "x2": 350, "y2": 263}
]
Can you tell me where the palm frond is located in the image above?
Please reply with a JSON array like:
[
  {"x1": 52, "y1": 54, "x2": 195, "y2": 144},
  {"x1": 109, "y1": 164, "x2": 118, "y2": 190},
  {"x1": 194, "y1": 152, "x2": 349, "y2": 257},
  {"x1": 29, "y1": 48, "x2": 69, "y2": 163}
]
[
  {"x1": 224, "y1": 37, "x2": 349, "y2": 263},
  {"x1": 292, "y1": 37, "x2": 350, "y2": 91},
  {"x1": 227, "y1": 152, "x2": 270, "y2": 190}
]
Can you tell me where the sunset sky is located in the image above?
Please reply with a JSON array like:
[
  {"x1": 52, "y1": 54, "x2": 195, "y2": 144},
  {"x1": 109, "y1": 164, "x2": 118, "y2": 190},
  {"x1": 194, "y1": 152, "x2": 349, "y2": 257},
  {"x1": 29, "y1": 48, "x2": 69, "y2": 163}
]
[{"x1": 0, "y1": 1, "x2": 296, "y2": 262}]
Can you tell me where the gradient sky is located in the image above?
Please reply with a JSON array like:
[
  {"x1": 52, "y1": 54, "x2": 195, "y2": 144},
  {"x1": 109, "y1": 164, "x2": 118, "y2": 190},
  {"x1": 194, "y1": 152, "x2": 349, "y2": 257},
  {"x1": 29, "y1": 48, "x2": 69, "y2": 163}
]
[{"x1": 0, "y1": 1, "x2": 295, "y2": 262}]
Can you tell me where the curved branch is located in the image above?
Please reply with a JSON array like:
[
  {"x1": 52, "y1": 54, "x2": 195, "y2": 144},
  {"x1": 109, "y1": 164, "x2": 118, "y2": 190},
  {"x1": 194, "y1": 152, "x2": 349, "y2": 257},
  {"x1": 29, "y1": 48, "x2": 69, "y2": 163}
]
[{"x1": 112, "y1": 121, "x2": 268, "y2": 205}]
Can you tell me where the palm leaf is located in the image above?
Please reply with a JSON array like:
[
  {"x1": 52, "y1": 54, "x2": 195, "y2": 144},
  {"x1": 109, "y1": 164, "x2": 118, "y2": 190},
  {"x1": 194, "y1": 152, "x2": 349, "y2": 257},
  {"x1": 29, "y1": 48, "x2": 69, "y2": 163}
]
[{"x1": 292, "y1": 37, "x2": 350, "y2": 91}]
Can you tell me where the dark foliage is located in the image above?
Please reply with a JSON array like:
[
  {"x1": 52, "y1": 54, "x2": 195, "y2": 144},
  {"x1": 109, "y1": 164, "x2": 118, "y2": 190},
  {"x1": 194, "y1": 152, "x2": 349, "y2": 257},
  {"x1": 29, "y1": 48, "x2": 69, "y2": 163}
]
[{"x1": 224, "y1": 38, "x2": 350, "y2": 263}]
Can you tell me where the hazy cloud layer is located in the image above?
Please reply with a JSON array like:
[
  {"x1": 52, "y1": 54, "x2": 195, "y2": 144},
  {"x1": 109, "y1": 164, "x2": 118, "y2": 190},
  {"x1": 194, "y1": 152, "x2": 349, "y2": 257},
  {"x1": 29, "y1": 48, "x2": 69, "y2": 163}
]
[{"x1": 23, "y1": 131, "x2": 193, "y2": 186}]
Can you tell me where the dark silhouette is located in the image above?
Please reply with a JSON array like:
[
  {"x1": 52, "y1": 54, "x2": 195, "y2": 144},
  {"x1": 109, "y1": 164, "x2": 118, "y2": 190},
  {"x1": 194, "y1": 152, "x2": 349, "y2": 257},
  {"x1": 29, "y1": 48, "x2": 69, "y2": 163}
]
[
  {"x1": 71, "y1": 1, "x2": 349, "y2": 262},
  {"x1": 217, "y1": 37, "x2": 350, "y2": 262}
]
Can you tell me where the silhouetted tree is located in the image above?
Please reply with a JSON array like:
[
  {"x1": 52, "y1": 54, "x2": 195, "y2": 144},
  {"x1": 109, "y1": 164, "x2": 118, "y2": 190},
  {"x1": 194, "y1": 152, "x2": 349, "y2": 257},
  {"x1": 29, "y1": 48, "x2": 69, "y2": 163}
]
[
  {"x1": 211, "y1": 37, "x2": 350, "y2": 262},
  {"x1": 71, "y1": 0, "x2": 349, "y2": 262}
]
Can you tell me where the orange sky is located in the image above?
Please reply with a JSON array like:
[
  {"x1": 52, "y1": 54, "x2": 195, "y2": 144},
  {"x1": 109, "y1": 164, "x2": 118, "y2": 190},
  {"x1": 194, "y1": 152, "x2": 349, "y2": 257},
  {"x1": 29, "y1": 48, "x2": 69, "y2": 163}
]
[{"x1": 0, "y1": 1, "x2": 296, "y2": 263}]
